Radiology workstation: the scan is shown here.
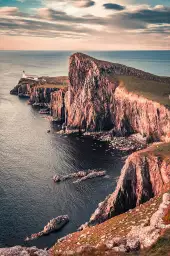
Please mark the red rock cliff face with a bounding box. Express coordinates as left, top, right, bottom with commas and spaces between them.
67, 53, 118, 131
89, 146, 170, 225
67, 53, 170, 140
29, 86, 52, 104
113, 86, 170, 141
51, 88, 68, 122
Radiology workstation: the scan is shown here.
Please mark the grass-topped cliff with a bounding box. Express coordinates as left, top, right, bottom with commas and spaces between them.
117, 75, 170, 108
10, 76, 68, 95
67, 53, 170, 141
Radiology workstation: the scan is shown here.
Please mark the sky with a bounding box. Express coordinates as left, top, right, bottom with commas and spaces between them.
0, 0, 170, 50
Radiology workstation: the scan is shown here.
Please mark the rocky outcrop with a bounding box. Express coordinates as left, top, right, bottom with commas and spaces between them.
53, 170, 106, 183
10, 76, 69, 109
66, 53, 170, 141
89, 145, 170, 225
0, 246, 48, 256
25, 215, 69, 241
10, 78, 37, 95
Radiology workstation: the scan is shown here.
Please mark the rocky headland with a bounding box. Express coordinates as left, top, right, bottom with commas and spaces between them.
8, 53, 170, 255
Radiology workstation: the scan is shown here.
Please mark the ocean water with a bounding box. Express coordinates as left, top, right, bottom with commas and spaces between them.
0, 50, 170, 250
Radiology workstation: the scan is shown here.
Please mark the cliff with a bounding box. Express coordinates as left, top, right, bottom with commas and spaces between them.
29, 76, 68, 106
10, 78, 37, 95
66, 53, 170, 140
51, 141, 170, 255
89, 143, 170, 225
10, 76, 68, 95
52, 191, 170, 255
51, 87, 68, 122
10, 76, 69, 116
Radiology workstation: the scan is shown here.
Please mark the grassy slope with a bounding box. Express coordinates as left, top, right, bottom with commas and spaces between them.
52, 189, 170, 256
52, 194, 162, 255
116, 75, 170, 107
34, 76, 69, 89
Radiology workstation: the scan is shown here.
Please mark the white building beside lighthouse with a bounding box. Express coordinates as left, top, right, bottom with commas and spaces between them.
22, 71, 39, 81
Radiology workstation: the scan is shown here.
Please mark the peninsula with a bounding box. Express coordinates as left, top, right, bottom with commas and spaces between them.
6, 53, 170, 256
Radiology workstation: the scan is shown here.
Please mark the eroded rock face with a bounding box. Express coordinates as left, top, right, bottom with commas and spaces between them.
10, 76, 69, 109
67, 53, 170, 140
29, 87, 53, 105
113, 86, 170, 140
51, 88, 68, 122
67, 53, 119, 131
89, 148, 170, 225
10, 78, 38, 95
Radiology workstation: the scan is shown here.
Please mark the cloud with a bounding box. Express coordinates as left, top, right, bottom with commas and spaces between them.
103, 3, 125, 11
0, 3, 170, 50
0, 7, 19, 16
124, 6, 170, 24
37, 8, 104, 25
44, 0, 95, 8
74, 0, 95, 8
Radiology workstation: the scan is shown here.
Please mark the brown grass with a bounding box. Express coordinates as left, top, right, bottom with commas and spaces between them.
117, 75, 170, 107
52, 195, 162, 255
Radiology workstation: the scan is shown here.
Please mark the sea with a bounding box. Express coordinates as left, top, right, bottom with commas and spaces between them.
0, 50, 170, 249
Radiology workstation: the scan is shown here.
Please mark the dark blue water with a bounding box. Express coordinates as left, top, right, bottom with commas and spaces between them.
0, 51, 170, 249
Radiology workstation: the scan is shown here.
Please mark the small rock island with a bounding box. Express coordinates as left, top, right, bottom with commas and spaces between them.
25, 215, 69, 241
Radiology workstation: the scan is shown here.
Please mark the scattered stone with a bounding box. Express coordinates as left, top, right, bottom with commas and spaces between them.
113, 244, 127, 253
78, 222, 88, 231
0, 246, 48, 256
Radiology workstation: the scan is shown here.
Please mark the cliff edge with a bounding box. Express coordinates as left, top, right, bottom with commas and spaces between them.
66, 53, 170, 141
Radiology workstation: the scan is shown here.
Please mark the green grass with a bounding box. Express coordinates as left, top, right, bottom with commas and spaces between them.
116, 76, 170, 107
